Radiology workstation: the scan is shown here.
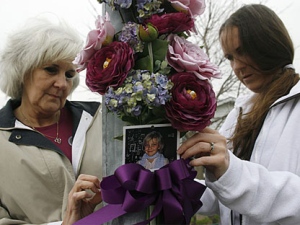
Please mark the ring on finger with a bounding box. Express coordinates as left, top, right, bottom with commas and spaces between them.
210, 142, 215, 152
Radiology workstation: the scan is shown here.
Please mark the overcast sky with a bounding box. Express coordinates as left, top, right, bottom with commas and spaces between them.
0, 0, 299, 107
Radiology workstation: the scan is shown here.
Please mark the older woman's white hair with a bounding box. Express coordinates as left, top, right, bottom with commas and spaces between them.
0, 16, 83, 99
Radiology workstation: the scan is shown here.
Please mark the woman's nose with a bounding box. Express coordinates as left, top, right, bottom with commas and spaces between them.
231, 58, 246, 71
54, 73, 68, 89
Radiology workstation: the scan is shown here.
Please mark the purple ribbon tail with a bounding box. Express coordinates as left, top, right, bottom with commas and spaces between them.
74, 204, 127, 225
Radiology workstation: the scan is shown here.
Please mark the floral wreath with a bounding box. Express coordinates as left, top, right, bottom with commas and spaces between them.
74, 0, 221, 132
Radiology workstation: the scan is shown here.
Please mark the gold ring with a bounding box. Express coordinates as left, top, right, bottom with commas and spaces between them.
210, 142, 215, 152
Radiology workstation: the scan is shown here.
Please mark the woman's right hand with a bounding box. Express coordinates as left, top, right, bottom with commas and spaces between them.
62, 174, 102, 225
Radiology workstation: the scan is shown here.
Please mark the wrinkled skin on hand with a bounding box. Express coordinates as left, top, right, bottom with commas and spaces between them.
62, 174, 102, 225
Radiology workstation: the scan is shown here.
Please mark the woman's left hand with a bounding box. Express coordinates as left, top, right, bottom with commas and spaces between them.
62, 174, 102, 225
177, 127, 229, 180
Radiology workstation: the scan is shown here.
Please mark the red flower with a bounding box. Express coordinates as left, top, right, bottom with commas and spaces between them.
145, 12, 194, 34
86, 41, 134, 95
165, 72, 217, 131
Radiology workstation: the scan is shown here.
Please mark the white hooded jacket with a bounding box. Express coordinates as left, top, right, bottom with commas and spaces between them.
199, 81, 300, 225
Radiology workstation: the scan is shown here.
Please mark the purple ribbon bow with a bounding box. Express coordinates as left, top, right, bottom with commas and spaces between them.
74, 159, 206, 225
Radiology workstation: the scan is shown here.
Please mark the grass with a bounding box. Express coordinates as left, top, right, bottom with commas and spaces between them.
190, 214, 220, 225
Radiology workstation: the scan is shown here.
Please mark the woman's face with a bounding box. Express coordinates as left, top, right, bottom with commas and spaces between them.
144, 138, 160, 157
22, 61, 76, 115
220, 26, 274, 93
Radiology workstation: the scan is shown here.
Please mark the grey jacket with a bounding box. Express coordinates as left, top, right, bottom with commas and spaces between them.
0, 99, 102, 225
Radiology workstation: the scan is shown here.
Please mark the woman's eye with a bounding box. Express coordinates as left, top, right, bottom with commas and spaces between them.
225, 55, 233, 61
44, 66, 58, 74
236, 47, 244, 56
44, 66, 75, 79
65, 72, 75, 79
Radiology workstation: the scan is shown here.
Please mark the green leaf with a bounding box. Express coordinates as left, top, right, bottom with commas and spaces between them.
152, 39, 169, 62
134, 55, 152, 71
134, 39, 169, 73
114, 135, 124, 141
119, 114, 140, 125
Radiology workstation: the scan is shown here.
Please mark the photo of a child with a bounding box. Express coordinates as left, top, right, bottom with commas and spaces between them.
136, 131, 169, 170
123, 124, 179, 171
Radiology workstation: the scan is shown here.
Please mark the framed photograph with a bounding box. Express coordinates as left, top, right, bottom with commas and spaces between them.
123, 124, 180, 171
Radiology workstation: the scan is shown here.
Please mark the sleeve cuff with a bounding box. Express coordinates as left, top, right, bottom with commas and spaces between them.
47, 221, 63, 225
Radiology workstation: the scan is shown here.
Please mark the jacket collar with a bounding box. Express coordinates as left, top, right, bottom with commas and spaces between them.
0, 99, 21, 128
0, 99, 100, 154
0, 99, 100, 129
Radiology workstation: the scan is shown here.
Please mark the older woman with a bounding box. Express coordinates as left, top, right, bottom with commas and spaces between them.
0, 17, 102, 225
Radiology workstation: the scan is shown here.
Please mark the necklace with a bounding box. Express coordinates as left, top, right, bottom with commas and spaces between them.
20, 109, 62, 144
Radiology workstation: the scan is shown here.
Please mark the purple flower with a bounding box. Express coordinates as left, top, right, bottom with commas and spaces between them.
115, 0, 132, 8
118, 22, 144, 52
136, 0, 164, 20
165, 72, 217, 131
104, 70, 173, 119
99, 0, 132, 9
145, 12, 194, 34
86, 41, 134, 95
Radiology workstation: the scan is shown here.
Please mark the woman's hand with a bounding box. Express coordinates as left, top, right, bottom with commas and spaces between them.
177, 127, 229, 180
62, 174, 102, 225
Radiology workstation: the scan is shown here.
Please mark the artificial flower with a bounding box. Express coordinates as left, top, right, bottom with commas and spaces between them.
138, 23, 159, 42
168, 0, 206, 17
136, 0, 164, 20
73, 13, 115, 72
118, 22, 144, 53
86, 41, 134, 94
97, 0, 132, 9
167, 34, 222, 80
165, 72, 217, 131
145, 12, 194, 34
80, 0, 220, 132
104, 69, 173, 124
115, 0, 132, 8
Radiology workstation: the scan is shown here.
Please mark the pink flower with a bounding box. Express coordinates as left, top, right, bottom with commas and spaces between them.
168, 0, 206, 17
86, 41, 134, 95
73, 13, 115, 72
165, 72, 217, 131
167, 34, 221, 80
145, 12, 194, 34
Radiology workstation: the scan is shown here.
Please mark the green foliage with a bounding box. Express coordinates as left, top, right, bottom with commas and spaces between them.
134, 39, 169, 73
190, 214, 220, 225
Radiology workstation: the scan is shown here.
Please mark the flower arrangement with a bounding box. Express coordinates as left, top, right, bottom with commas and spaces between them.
74, 0, 221, 132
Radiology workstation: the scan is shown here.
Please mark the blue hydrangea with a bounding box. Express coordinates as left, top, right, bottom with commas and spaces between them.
115, 0, 132, 8
118, 22, 144, 53
104, 69, 173, 117
97, 0, 132, 9
136, 0, 164, 21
